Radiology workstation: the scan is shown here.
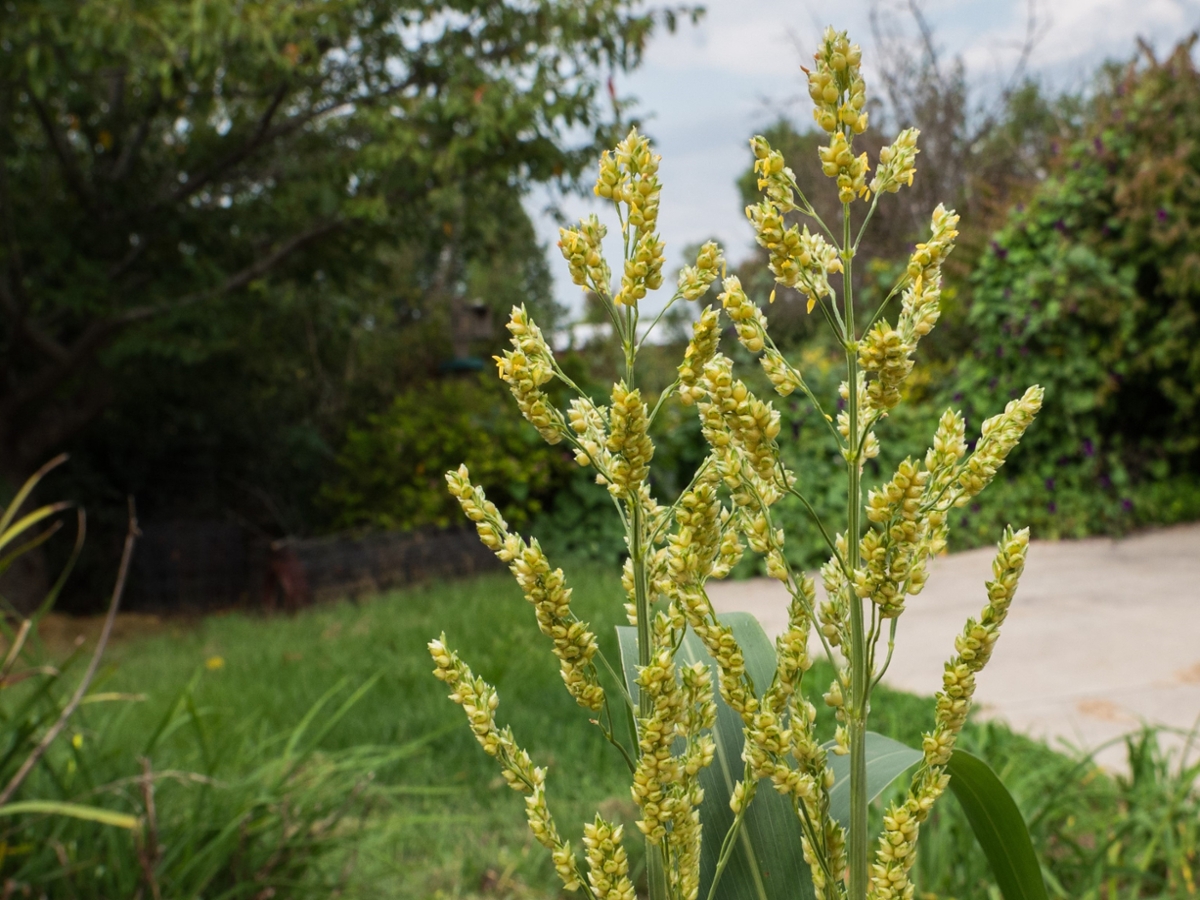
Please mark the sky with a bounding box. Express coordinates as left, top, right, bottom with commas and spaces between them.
527, 0, 1200, 319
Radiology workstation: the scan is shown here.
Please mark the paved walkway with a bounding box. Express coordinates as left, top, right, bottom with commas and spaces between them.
707, 523, 1200, 770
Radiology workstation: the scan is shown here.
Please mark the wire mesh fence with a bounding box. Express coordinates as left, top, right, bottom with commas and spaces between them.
124, 520, 499, 612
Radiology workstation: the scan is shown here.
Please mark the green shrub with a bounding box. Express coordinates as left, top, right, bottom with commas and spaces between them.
320, 373, 574, 533
949, 39, 1200, 535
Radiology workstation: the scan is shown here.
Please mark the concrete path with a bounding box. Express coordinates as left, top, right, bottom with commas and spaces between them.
707, 523, 1200, 770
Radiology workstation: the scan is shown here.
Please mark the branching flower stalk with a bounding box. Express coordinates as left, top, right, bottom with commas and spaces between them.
430, 26, 1042, 900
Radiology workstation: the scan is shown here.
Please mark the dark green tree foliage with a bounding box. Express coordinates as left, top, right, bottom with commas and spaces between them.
951, 37, 1200, 535
0, 0, 674, 544
0, 0, 661, 453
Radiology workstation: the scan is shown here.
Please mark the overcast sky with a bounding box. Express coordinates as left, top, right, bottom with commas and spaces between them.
528, 0, 1199, 318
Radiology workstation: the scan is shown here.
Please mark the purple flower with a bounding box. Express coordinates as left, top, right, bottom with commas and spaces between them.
1121, 498, 1133, 512
1082, 438, 1094, 457
1045, 477, 1056, 491
1157, 208, 1169, 223
1094, 137, 1105, 154
1098, 473, 1112, 489
1048, 501, 1057, 513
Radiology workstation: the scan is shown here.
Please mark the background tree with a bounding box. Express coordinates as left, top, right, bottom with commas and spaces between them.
0, 0, 697, 604
0, 0, 687, 478
949, 36, 1200, 539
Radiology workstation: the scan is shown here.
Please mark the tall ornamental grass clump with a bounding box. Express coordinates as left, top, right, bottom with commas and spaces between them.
430, 27, 1046, 900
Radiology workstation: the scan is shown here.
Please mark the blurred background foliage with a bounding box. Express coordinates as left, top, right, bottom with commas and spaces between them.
0, 0, 1197, 589
0, 0, 689, 604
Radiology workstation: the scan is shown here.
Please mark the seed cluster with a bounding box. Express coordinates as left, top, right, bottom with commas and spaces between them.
677, 240, 724, 301
677, 307, 722, 406
809, 27, 870, 202
607, 382, 655, 496
558, 214, 610, 293
870, 128, 920, 195
428, 640, 585, 892
446, 466, 604, 712
698, 355, 782, 482
746, 193, 842, 313
583, 817, 637, 900
868, 529, 1030, 900
495, 306, 565, 445
858, 205, 960, 413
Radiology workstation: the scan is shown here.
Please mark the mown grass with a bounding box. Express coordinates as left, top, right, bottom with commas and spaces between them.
11, 569, 1199, 899
31, 568, 640, 897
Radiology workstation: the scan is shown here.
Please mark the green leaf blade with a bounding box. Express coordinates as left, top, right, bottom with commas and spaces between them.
946, 748, 1050, 900
0, 800, 139, 829
825, 732, 923, 829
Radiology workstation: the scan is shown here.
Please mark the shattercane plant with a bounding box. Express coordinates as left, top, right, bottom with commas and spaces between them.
430, 27, 1049, 900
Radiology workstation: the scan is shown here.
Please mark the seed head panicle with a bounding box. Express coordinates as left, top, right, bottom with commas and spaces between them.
428, 639, 586, 892
855, 458, 931, 618
583, 816, 637, 900
595, 128, 666, 308
678, 240, 725, 301
699, 355, 782, 483
870, 128, 920, 195
837, 375, 880, 462
617, 230, 666, 306
859, 206, 960, 414
496, 306, 566, 445
953, 386, 1044, 504
869, 527, 1030, 900
719, 276, 769, 354
746, 190, 842, 312
751, 134, 801, 210
558, 214, 610, 294
678, 307, 722, 406
606, 382, 654, 495
809, 27, 868, 135
445, 466, 604, 711
809, 27, 870, 202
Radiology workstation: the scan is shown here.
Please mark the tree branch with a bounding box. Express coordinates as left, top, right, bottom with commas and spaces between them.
27, 92, 94, 213
0, 282, 70, 364
159, 81, 292, 207
1, 220, 338, 423
119, 219, 340, 324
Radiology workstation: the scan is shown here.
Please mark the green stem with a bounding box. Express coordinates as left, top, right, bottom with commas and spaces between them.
625, 312, 671, 897
843, 198, 870, 900
648, 378, 679, 427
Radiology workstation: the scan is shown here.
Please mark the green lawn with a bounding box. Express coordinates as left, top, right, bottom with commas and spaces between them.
90, 568, 641, 897
9, 569, 1197, 899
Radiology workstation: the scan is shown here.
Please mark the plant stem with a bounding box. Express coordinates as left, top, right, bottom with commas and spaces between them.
842, 200, 870, 900
622, 294, 671, 900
